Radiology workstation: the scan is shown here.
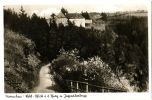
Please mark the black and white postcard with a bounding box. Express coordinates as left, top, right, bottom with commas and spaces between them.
1, 0, 151, 100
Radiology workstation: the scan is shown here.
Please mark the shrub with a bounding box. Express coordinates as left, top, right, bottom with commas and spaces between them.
51, 48, 81, 79
4, 29, 41, 93
51, 49, 131, 92
83, 56, 132, 91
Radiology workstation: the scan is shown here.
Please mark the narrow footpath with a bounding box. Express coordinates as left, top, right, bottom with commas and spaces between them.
32, 63, 62, 93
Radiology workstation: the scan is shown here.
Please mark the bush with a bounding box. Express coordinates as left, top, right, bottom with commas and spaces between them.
82, 56, 133, 91
51, 49, 131, 92
51, 48, 81, 79
4, 29, 41, 93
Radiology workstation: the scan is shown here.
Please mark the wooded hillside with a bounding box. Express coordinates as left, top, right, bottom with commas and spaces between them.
4, 7, 148, 92
4, 28, 41, 93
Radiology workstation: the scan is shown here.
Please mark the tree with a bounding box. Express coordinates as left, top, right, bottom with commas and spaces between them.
82, 11, 90, 19
61, 7, 68, 15
110, 16, 148, 91
101, 13, 107, 21
49, 13, 57, 30
51, 13, 56, 19
28, 13, 49, 59
51, 48, 81, 79
18, 6, 30, 35
4, 9, 20, 32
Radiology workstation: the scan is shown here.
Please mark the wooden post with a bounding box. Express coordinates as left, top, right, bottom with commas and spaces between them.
70, 81, 73, 92
86, 83, 88, 92
76, 81, 79, 92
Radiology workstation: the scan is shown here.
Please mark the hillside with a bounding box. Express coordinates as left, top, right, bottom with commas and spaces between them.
4, 8, 148, 92
4, 29, 41, 93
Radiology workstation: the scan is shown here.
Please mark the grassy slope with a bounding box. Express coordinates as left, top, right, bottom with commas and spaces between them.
4, 28, 41, 93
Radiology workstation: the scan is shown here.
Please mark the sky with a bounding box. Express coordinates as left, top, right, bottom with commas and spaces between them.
3, 0, 148, 18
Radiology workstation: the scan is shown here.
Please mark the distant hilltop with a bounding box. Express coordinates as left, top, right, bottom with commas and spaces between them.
106, 10, 147, 17
46, 8, 147, 31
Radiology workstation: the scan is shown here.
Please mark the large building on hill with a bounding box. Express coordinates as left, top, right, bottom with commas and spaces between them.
46, 12, 106, 31
66, 13, 85, 27
47, 12, 91, 28
55, 12, 86, 27
55, 12, 68, 26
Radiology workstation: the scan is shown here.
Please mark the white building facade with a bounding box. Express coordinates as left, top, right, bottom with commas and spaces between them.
69, 18, 85, 27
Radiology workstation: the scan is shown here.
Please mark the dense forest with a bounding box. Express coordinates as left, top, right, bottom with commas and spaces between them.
4, 7, 148, 92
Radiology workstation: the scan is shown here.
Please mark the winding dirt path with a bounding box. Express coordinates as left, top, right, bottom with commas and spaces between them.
32, 63, 62, 93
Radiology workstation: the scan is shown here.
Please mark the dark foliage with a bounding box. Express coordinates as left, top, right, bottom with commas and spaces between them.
4, 29, 41, 93
82, 11, 90, 19
4, 7, 148, 91
101, 13, 107, 21
106, 16, 148, 91
61, 7, 68, 15
28, 13, 50, 58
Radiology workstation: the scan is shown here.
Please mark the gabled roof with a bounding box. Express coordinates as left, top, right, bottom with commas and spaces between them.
66, 13, 84, 19
56, 12, 66, 18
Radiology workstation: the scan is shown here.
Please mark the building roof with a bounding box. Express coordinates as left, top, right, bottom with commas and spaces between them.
66, 13, 84, 19
56, 12, 66, 18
